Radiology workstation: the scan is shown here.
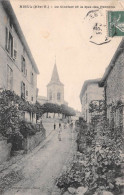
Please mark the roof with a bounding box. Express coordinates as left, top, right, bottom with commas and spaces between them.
47, 63, 64, 86
37, 96, 47, 100
2, 0, 39, 74
80, 78, 101, 102
99, 38, 124, 87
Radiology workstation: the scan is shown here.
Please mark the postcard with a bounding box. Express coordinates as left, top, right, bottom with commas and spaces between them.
0, 0, 124, 195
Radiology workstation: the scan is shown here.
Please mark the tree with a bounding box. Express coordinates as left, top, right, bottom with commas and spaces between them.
36, 102, 76, 118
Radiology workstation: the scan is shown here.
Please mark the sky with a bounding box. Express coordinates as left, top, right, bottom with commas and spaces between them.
10, 0, 123, 111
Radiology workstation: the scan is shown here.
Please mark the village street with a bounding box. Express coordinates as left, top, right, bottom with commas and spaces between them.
1, 121, 76, 195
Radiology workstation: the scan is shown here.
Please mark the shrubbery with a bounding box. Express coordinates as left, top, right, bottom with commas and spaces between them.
36, 102, 76, 118
0, 90, 45, 151
57, 113, 124, 194
19, 120, 38, 138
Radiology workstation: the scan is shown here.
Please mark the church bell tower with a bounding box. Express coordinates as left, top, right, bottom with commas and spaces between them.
47, 61, 64, 105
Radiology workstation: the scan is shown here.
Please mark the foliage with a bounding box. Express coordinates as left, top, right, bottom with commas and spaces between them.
35, 101, 44, 119
36, 102, 76, 117
0, 90, 45, 151
0, 93, 20, 137
61, 104, 76, 117
89, 100, 105, 113
8, 132, 24, 151
0, 90, 37, 113
57, 160, 85, 190
19, 120, 38, 138
57, 105, 124, 194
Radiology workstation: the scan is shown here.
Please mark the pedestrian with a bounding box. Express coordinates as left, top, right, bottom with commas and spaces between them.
58, 129, 61, 141
60, 125, 62, 132
71, 122, 73, 128
54, 123, 56, 130
59, 122, 61, 128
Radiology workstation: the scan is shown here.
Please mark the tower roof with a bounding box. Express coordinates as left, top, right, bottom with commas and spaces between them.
51, 64, 60, 83
47, 62, 64, 86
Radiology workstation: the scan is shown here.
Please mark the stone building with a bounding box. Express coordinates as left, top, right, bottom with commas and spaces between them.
0, 1, 39, 123
47, 63, 65, 105
80, 79, 104, 123
99, 39, 124, 129
37, 96, 48, 105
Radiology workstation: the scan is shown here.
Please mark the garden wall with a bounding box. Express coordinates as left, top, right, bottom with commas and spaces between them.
23, 131, 46, 152
0, 138, 12, 164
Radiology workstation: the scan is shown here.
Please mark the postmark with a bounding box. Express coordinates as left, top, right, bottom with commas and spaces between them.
84, 9, 111, 45
108, 11, 124, 37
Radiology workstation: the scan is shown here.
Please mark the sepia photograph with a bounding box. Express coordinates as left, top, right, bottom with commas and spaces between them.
0, 0, 124, 194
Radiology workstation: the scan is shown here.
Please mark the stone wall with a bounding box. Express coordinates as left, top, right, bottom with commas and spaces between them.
0, 138, 12, 164
106, 51, 124, 105
23, 131, 46, 153
106, 51, 124, 127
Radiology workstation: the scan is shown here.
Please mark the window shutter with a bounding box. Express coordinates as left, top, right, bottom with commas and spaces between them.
13, 38, 17, 60
25, 85, 28, 100
21, 81, 25, 99
31, 72, 33, 84
23, 82, 25, 99
21, 56, 23, 72
5, 27, 9, 51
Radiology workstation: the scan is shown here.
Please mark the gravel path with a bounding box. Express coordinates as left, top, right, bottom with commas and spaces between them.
2, 125, 75, 195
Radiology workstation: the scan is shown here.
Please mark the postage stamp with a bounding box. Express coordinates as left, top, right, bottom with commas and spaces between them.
108, 11, 124, 37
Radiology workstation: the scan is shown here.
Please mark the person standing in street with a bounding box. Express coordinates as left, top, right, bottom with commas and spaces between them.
58, 129, 61, 141
54, 123, 56, 130
59, 122, 61, 128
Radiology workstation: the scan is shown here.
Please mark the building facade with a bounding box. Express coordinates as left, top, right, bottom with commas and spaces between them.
37, 96, 48, 105
0, 1, 39, 123
47, 63, 64, 105
99, 39, 124, 129
80, 79, 104, 123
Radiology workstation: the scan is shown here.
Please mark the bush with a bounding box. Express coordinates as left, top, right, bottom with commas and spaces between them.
8, 132, 24, 151
0, 90, 46, 152
57, 161, 85, 190
19, 120, 38, 138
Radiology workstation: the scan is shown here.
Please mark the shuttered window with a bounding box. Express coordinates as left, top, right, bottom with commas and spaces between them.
21, 81, 25, 99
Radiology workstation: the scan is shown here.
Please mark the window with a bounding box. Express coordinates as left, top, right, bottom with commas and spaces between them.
31, 72, 34, 85
21, 82, 25, 99
31, 96, 33, 101
5, 27, 13, 58
8, 32, 13, 57
57, 92, 61, 101
5, 26, 17, 60
5, 27, 9, 51
13, 39, 17, 60
14, 50, 17, 59
7, 65, 13, 90
21, 56, 26, 75
26, 90, 28, 96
